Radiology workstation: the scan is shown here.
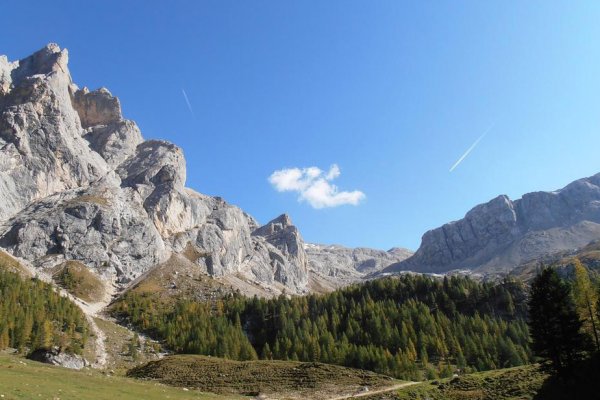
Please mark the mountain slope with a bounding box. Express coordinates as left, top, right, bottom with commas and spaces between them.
0, 44, 406, 299
384, 173, 600, 274
127, 355, 400, 399
0, 45, 303, 295
305, 243, 412, 290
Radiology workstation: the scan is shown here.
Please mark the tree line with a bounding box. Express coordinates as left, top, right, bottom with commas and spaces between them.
0, 267, 89, 354
113, 274, 532, 379
528, 259, 600, 375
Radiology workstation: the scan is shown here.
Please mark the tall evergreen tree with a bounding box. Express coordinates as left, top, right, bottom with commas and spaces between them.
113, 274, 532, 379
528, 267, 585, 374
571, 259, 600, 351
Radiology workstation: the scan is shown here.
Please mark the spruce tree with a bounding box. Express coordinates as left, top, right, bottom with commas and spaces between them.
528, 267, 585, 374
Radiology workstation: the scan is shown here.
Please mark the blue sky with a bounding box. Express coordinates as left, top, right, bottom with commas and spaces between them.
3, 1, 600, 250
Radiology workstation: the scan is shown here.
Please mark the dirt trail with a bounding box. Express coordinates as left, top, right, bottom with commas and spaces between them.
328, 381, 419, 400
71, 286, 114, 368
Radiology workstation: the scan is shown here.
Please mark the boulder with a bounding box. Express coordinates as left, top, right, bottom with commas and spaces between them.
28, 347, 90, 370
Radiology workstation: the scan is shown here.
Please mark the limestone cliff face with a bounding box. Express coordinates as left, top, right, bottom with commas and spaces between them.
252, 214, 309, 290
305, 243, 412, 289
385, 174, 600, 274
0, 44, 310, 292
0, 44, 108, 221
306, 244, 412, 276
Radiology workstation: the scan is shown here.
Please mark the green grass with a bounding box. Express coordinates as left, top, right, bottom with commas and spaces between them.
0, 354, 233, 400
390, 364, 547, 400
128, 354, 399, 399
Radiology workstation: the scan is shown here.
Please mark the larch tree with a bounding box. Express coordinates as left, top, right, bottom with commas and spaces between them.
571, 259, 599, 351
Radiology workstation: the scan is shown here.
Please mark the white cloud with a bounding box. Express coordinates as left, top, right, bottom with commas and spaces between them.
269, 164, 365, 209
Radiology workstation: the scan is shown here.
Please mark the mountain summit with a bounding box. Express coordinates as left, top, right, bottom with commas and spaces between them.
384, 173, 600, 274
0, 44, 409, 295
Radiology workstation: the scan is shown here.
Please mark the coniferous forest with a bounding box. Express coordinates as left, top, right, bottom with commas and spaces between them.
528, 261, 600, 375
0, 268, 89, 354
113, 274, 532, 379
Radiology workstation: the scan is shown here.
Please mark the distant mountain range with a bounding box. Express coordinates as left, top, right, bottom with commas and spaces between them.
383, 173, 600, 275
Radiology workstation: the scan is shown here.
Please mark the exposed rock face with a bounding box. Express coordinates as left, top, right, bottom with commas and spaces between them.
28, 347, 90, 370
305, 244, 412, 288
72, 87, 122, 128
0, 176, 168, 283
385, 173, 600, 274
0, 44, 107, 222
306, 244, 412, 276
252, 214, 309, 289
0, 44, 313, 293
0, 44, 412, 295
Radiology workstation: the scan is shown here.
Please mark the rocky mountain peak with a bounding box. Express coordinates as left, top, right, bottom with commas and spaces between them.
0, 44, 314, 293
252, 214, 308, 288
6, 43, 70, 87
0, 44, 107, 221
0, 44, 410, 296
252, 214, 294, 236
72, 87, 123, 129
384, 173, 600, 274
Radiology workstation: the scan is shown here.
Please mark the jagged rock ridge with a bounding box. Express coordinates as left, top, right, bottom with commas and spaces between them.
305, 243, 412, 287
0, 44, 407, 295
0, 44, 312, 292
384, 173, 600, 274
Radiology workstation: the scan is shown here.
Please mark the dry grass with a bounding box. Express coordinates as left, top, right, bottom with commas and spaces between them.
124, 254, 234, 304
182, 242, 210, 263
53, 260, 106, 303
68, 194, 110, 207
128, 354, 399, 399
93, 318, 163, 374
0, 250, 31, 277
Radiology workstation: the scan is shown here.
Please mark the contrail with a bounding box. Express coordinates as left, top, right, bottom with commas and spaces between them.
449, 123, 494, 172
181, 88, 195, 119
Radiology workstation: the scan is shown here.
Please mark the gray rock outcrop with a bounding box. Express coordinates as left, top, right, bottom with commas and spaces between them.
28, 347, 90, 370
0, 44, 310, 293
0, 44, 412, 295
0, 44, 107, 222
252, 214, 309, 289
306, 244, 412, 276
385, 173, 600, 274
305, 243, 412, 288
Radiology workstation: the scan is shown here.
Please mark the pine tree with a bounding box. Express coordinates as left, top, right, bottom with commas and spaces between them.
528, 267, 585, 374
571, 259, 599, 351
129, 333, 140, 361
262, 342, 273, 360
40, 320, 54, 350
111, 273, 533, 379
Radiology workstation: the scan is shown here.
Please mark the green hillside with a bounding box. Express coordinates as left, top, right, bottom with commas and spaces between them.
390, 364, 546, 400
0, 266, 89, 354
128, 354, 400, 398
112, 274, 532, 380
0, 354, 230, 400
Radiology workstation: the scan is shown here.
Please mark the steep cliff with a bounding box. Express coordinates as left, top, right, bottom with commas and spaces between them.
0, 44, 311, 293
385, 173, 600, 274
